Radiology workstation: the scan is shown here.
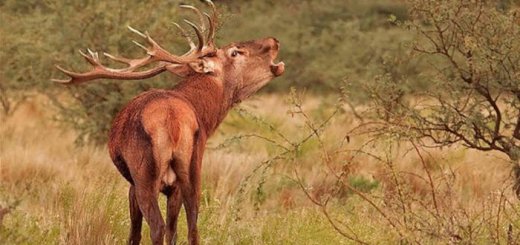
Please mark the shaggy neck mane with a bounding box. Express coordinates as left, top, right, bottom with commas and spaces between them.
172, 74, 235, 136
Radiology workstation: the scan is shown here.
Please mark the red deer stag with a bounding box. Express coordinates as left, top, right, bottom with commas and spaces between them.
52, 1, 284, 244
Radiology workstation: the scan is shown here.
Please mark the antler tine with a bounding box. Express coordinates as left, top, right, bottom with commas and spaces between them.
173, 1, 218, 52
52, 65, 83, 83
129, 26, 199, 64
126, 28, 180, 64
183, 20, 205, 51
78, 49, 101, 66
180, 4, 206, 33
51, 78, 72, 84
52, 64, 100, 84
205, 0, 218, 46
132, 40, 149, 52
205, 0, 217, 19
103, 52, 155, 73
87, 48, 99, 60
128, 26, 153, 53
52, 63, 168, 85
103, 52, 132, 64
204, 13, 215, 47
172, 22, 197, 50
127, 25, 147, 38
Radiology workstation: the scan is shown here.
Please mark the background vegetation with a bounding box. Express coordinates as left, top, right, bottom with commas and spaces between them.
1, 0, 519, 244
1, 0, 420, 143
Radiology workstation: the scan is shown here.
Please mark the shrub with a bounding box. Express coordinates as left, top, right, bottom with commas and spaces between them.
362, 0, 520, 190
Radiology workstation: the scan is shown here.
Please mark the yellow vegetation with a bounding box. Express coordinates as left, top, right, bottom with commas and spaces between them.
1, 95, 518, 244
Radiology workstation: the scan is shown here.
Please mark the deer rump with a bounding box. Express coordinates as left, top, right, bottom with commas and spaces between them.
109, 89, 202, 194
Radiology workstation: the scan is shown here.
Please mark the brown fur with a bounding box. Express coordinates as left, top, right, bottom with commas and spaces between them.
106, 37, 284, 245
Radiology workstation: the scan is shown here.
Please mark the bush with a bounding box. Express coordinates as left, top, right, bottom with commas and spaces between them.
359, 0, 520, 193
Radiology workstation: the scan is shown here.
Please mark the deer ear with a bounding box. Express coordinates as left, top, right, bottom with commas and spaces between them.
165, 59, 215, 77
188, 59, 215, 74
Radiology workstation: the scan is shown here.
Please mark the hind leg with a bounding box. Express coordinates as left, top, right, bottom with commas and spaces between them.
135, 126, 175, 244
128, 185, 143, 245
135, 185, 165, 245
165, 185, 183, 245
176, 135, 205, 245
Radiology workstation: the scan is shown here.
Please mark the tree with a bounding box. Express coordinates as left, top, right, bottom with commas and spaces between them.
363, 0, 520, 192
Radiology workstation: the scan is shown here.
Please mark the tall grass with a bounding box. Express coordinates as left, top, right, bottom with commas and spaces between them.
1, 94, 518, 244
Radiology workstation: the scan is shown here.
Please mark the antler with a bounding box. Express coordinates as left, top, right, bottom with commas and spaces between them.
53, 0, 218, 85
175, 0, 218, 54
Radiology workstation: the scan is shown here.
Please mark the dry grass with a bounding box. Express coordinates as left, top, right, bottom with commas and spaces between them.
1, 94, 519, 244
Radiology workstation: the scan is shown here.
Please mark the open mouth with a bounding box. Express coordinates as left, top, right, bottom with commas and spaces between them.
270, 60, 285, 77
268, 40, 284, 77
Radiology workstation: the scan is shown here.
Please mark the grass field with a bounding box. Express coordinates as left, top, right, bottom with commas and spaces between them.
1, 94, 520, 244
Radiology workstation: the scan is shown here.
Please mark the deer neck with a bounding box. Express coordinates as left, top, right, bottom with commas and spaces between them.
173, 75, 235, 136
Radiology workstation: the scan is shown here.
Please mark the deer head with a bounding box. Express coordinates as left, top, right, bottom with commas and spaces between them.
53, 0, 285, 102
204, 38, 285, 102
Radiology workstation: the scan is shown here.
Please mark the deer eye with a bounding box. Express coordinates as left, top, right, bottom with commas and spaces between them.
231, 50, 239, 57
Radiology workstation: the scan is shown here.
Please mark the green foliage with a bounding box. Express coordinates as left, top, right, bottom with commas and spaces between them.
1, 0, 415, 143
1, 0, 185, 142
348, 176, 379, 194
220, 0, 413, 93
